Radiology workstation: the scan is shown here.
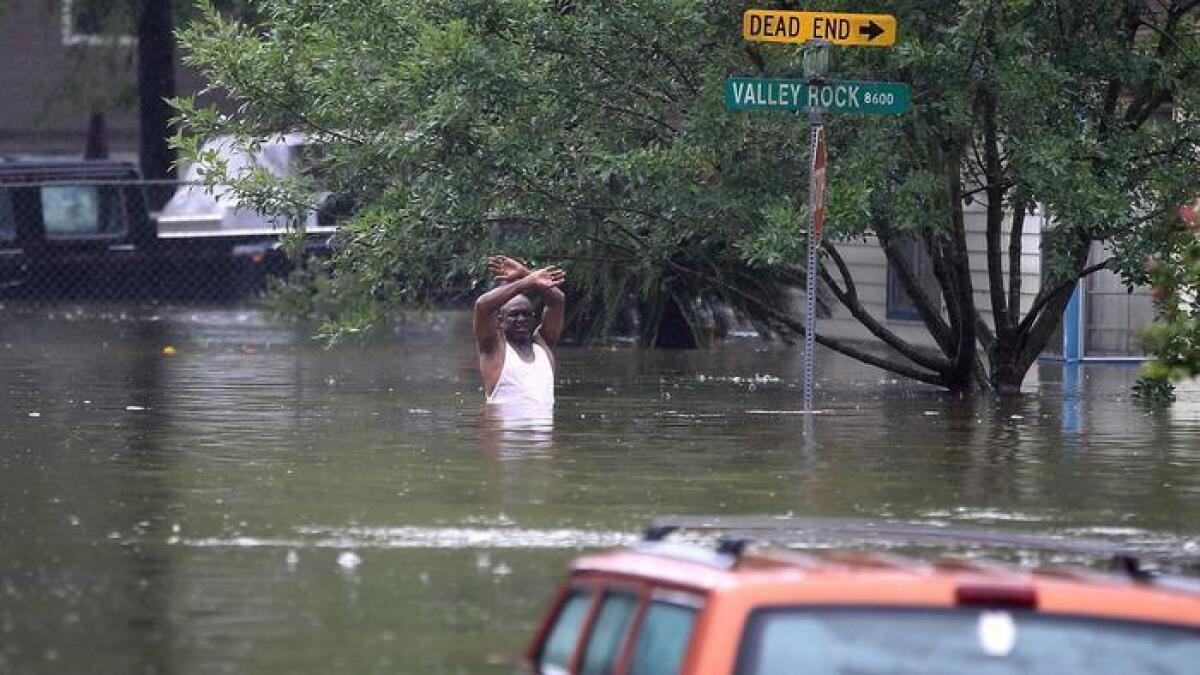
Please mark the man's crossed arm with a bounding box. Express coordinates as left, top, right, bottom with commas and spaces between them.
473, 256, 566, 355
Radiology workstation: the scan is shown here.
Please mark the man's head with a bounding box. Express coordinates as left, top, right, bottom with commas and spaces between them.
498, 295, 538, 345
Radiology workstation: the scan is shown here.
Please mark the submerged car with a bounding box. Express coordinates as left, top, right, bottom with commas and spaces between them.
525, 517, 1200, 674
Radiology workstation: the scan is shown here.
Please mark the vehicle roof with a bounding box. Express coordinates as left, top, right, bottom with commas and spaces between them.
571, 544, 1200, 628
0, 158, 142, 182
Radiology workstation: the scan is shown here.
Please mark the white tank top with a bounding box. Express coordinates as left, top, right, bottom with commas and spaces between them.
487, 342, 555, 405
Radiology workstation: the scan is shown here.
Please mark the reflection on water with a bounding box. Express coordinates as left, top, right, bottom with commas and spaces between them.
1, 303, 1199, 673
481, 400, 555, 458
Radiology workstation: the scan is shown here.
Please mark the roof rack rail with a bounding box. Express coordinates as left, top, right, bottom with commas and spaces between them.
647, 515, 1200, 583
1111, 554, 1153, 581
643, 523, 679, 542
715, 535, 750, 558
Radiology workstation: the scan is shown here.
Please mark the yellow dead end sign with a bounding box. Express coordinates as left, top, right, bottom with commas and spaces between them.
743, 9, 897, 47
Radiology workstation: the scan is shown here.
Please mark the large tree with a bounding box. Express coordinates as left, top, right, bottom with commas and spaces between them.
173, 0, 1200, 392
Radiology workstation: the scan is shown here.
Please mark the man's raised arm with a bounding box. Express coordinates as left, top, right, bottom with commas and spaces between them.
473, 266, 565, 353
536, 284, 565, 347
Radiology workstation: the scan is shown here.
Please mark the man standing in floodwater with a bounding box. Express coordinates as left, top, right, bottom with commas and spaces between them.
474, 256, 566, 406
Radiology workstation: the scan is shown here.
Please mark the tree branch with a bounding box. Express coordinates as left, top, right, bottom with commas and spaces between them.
975, 310, 996, 350
1007, 200, 1028, 328
659, 259, 948, 387
873, 218, 956, 354
823, 242, 858, 300
946, 162, 980, 381
980, 77, 1011, 338
819, 265, 952, 373
1016, 256, 1112, 337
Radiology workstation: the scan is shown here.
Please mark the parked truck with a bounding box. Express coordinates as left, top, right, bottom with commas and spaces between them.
0, 155, 334, 299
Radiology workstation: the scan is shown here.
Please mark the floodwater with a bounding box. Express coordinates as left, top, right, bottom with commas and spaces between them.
1, 304, 1198, 674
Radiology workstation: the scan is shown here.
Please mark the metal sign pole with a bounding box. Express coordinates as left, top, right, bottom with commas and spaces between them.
802, 41, 829, 415
732, 13, 904, 418
803, 115, 822, 414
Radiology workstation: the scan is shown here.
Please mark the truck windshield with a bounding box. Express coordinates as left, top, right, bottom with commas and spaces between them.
736, 607, 1200, 674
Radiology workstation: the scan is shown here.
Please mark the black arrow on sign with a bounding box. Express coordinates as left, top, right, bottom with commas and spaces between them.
858, 20, 885, 41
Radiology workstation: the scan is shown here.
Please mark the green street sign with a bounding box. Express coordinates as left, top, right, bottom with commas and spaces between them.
725, 77, 909, 115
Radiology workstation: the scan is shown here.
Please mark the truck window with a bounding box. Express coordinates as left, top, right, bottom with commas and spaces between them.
539, 589, 594, 675
628, 600, 698, 675
735, 607, 1200, 674
0, 189, 14, 241
40, 185, 125, 238
580, 592, 638, 675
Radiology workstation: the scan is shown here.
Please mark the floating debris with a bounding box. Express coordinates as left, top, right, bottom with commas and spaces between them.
337, 551, 362, 570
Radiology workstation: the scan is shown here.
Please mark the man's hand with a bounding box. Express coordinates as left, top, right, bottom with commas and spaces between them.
487, 256, 529, 282
526, 266, 566, 290
475, 262, 567, 354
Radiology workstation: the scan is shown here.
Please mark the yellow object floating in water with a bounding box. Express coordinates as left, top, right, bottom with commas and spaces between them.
163, 346, 177, 356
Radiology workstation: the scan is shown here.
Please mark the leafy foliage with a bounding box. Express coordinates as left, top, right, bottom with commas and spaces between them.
175, 0, 820, 348
1142, 203, 1200, 384
173, 0, 1200, 390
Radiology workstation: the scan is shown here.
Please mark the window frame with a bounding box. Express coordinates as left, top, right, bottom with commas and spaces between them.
535, 578, 705, 675
579, 589, 642, 675
624, 590, 702, 675
61, 0, 136, 47
38, 183, 129, 241
885, 237, 941, 322
537, 586, 599, 675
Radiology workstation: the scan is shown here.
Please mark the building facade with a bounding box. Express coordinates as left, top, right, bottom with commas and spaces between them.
813, 202, 1155, 361
0, 0, 206, 158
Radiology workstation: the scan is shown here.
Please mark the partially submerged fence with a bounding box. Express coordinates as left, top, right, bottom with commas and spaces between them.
0, 173, 332, 304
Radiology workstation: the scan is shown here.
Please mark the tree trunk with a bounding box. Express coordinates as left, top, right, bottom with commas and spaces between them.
84, 111, 109, 159
649, 295, 699, 349
990, 342, 1024, 395
136, 0, 176, 200
988, 236, 1094, 393
943, 162, 980, 393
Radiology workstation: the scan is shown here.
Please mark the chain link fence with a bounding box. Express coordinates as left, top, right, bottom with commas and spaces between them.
0, 166, 332, 305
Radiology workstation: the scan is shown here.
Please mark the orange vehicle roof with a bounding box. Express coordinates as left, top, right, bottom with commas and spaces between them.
571, 545, 1200, 628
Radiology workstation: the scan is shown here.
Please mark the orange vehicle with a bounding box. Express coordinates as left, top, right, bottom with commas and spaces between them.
524, 517, 1200, 674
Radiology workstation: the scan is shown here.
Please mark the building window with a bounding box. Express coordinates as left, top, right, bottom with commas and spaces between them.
886, 237, 940, 321
61, 0, 136, 47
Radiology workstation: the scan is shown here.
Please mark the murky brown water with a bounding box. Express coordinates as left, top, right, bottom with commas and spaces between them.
1, 304, 1198, 673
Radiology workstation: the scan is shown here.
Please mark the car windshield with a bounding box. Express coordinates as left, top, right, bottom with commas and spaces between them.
736, 607, 1200, 674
